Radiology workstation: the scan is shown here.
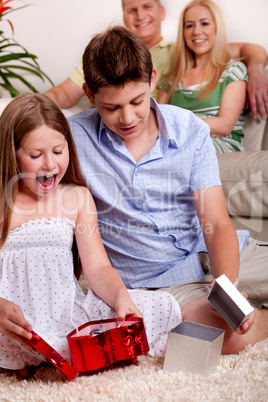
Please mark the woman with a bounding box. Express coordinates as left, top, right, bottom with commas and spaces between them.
158, 0, 247, 153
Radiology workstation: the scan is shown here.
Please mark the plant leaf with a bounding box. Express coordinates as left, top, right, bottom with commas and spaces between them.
0, 6, 53, 97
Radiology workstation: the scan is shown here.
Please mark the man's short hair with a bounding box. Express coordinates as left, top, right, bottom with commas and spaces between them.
122, 0, 161, 10
82, 26, 153, 94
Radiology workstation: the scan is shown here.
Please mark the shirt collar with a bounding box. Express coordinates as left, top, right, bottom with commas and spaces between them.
98, 97, 179, 150
150, 98, 179, 150
151, 38, 174, 50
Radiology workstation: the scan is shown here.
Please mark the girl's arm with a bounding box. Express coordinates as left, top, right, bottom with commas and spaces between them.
0, 298, 33, 347
203, 80, 246, 137
74, 187, 142, 324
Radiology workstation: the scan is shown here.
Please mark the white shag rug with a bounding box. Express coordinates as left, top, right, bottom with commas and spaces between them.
0, 338, 267, 402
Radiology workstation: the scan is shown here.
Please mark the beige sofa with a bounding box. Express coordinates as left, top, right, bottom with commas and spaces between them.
218, 114, 268, 241
0, 95, 267, 241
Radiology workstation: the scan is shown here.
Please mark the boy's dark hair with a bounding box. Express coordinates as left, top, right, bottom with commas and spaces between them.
82, 26, 153, 94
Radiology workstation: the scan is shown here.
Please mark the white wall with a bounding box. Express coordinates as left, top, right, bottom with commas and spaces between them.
5, 0, 268, 92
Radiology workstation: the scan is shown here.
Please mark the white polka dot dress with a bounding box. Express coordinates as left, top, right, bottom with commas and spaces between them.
0, 218, 181, 370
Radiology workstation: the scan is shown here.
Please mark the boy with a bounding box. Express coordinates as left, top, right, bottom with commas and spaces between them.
68, 26, 268, 354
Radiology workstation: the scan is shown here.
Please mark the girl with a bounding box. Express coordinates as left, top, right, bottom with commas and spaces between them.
0, 94, 181, 378
158, 0, 247, 154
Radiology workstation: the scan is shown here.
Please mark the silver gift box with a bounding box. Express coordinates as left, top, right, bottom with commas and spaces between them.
163, 321, 224, 377
207, 274, 254, 331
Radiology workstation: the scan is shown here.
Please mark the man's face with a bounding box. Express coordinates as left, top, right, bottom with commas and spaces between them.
83, 71, 157, 144
123, 0, 165, 48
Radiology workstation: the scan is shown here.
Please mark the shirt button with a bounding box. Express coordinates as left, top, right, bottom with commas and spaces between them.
138, 199, 143, 204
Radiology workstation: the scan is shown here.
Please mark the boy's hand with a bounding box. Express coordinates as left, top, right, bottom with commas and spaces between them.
237, 310, 255, 335
237, 291, 255, 335
209, 280, 255, 335
0, 298, 33, 349
209, 279, 216, 289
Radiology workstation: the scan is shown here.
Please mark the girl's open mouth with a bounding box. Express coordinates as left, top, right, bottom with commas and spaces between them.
37, 174, 57, 190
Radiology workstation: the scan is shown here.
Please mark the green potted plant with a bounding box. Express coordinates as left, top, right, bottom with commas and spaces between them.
0, 0, 53, 97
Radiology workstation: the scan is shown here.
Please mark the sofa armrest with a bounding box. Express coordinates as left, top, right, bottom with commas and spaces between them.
0, 98, 12, 115
243, 112, 267, 151
261, 119, 268, 150
218, 151, 268, 218
62, 95, 92, 117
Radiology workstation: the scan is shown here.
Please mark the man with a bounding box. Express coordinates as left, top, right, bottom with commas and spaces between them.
68, 26, 268, 355
45, 0, 268, 119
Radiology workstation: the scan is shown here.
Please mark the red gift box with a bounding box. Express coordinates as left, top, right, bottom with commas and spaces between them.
29, 331, 79, 381
28, 317, 149, 380
67, 317, 149, 372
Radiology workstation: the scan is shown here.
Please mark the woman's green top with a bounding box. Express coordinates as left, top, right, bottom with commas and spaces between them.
163, 61, 247, 153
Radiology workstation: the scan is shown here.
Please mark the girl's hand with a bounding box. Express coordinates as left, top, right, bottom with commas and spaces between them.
0, 298, 33, 349
115, 292, 143, 327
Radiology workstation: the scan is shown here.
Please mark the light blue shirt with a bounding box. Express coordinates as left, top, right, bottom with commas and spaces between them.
68, 98, 249, 288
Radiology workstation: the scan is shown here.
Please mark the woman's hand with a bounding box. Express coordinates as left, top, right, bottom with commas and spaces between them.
0, 298, 33, 349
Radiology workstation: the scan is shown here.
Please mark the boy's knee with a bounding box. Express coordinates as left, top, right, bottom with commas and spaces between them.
181, 295, 247, 354
221, 333, 246, 355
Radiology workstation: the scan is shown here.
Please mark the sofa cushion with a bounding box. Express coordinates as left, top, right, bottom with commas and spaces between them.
218, 151, 268, 218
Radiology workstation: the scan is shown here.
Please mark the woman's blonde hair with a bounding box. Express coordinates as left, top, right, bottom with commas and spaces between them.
162, 0, 232, 101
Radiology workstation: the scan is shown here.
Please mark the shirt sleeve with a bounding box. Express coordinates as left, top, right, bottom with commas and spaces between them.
223, 61, 248, 85
69, 59, 84, 88
190, 123, 222, 192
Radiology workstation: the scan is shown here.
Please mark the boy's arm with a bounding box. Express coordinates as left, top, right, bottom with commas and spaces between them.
228, 42, 268, 119
192, 185, 240, 282
193, 185, 255, 334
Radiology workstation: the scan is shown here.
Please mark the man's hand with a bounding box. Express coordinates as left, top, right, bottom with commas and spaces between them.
246, 68, 268, 119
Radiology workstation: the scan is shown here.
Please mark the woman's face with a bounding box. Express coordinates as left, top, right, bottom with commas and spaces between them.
183, 5, 216, 57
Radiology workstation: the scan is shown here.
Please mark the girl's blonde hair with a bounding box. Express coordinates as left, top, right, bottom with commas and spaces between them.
0, 94, 87, 276
162, 0, 232, 101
